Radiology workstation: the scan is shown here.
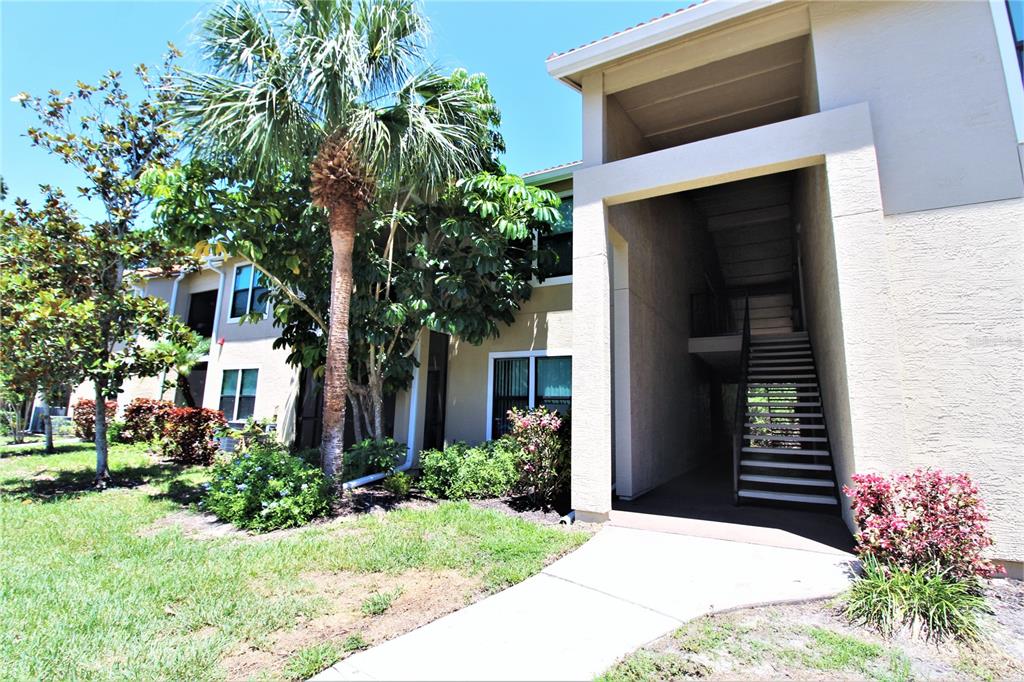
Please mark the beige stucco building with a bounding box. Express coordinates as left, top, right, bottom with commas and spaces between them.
82, 1, 1024, 574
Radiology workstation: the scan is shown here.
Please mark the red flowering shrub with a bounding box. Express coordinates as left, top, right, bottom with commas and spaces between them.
160, 407, 227, 465
71, 398, 117, 441
507, 407, 570, 507
122, 398, 174, 443
844, 469, 1003, 580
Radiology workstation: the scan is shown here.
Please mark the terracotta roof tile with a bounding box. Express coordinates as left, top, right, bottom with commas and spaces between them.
546, 1, 707, 61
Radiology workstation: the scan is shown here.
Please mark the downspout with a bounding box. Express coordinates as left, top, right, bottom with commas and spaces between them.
205, 256, 227, 350
341, 336, 422, 490
158, 270, 187, 400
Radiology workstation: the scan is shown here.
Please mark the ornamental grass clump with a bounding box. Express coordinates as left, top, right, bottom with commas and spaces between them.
842, 469, 1002, 641
202, 444, 331, 532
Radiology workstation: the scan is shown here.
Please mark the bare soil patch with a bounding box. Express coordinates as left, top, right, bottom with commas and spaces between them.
221, 568, 483, 679
603, 579, 1024, 681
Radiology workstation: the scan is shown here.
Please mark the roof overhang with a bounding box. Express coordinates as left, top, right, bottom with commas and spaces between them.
545, 0, 787, 88
522, 161, 582, 186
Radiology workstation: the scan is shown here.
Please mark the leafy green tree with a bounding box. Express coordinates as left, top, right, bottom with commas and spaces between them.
150, 162, 562, 445
11, 52, 198, 481
175, 0, 496, 479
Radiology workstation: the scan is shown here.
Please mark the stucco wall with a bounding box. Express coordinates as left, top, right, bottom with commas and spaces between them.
443, 284, 572, 444
796, 164, 856, 529
875, 198, 1024, 562
609, 194, 717, 498
809, 0, 1024, 214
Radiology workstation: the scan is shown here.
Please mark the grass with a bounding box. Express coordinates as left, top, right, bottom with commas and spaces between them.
360, 588, 403, 616
601, 612, 917, 682
282, 642, 344, 680
0, 442, 587, 680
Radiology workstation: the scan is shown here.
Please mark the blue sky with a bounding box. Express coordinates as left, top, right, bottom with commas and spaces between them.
1, 0, 678, 218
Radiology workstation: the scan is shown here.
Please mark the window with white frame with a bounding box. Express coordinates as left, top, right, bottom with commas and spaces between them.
229, 263, 269, 319
220, 368, 258, 421
537, 197, 573, 281
489, 353, 571, 437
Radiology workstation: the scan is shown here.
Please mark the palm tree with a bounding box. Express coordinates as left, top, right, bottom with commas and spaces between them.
175, 0, 493, 479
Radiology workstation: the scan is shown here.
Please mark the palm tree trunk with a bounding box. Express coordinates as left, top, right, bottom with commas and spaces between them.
320, 202, 358, 481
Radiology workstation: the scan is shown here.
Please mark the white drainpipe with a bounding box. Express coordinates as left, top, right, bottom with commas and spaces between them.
205, 256, 227, 349
341, 337, 422, 490
158, 270, 188, 399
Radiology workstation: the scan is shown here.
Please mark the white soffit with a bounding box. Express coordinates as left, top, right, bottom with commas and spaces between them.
545, 0, 788, 87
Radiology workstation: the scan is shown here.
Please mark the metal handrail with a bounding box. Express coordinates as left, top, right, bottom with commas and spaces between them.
732, 297, 751, 504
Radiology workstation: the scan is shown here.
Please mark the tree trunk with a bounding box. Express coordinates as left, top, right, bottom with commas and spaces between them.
370, 371, 385, 444
44, 413, 54, 453
348, 393, 365, 444
320, 202, 358, 481
94, 382, 110, 486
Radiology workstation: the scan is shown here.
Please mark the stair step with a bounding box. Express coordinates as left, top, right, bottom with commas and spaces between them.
738, 489, 837, 505
740, 474, 835, 487
747, 374, 818, 380
745, 422, 826, 429
742, 447, 831, 456
747, 411, 823, 418
750, 349, 812, 357
745, 434, 828, 443
749, 358, 815, 366
747, 400, 821, 407
748, 343, 809, 350
741, 459, 832, 471
748, 391, 820, 398
745, 378, 815, 385
751, 332, 808, 341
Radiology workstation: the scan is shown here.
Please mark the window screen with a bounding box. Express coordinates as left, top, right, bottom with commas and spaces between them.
491, 357, 529, 436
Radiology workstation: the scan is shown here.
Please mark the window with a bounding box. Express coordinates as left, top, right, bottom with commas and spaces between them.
220, 368, 258, 421
229, 264, 269, 319
489, 353, 571, 437
1010, 1, 1024, 78
538, 197, 572, 280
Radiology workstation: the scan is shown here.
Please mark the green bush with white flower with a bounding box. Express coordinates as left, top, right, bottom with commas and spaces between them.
201, 444, 331, 532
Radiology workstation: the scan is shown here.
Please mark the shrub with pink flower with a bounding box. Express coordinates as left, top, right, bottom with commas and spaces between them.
843, 469, 1003, 580
507, 407, 570, 508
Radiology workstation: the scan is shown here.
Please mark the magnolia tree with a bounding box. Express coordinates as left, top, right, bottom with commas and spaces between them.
10, 50, 198, 481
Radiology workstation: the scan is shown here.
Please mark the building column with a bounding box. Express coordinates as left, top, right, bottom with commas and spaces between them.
571, 182, 614, 522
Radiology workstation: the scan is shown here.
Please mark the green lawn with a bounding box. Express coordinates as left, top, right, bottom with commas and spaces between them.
0, 442, 587, 680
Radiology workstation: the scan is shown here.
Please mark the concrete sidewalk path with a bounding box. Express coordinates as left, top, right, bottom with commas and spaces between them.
312, 526, 854, 681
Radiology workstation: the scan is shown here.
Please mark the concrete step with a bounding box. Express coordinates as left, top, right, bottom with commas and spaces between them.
738, 489, 838, 505
748, 382, 818, 388
740, 459, 832, 471
740, 474, 835, 487
742, 446, 831, 456
747, 374, 818, 380
745, 422, 826, 430
747, 400, 822, 407
746, 411, 824, 418
745, 434, 828, 443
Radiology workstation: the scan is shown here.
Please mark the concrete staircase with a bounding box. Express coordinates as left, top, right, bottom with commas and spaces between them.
737, 331, 840, 509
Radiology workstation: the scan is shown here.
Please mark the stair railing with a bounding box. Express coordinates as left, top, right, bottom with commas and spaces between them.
733, 297, 751, 504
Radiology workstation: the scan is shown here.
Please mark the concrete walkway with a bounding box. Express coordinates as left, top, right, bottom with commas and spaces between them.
312, 526, 854, 681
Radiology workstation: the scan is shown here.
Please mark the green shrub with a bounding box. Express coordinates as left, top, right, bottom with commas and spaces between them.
382, 470, 413, 498
201, 444, 331, 532
419, 438, 520, 500
106, 419, 128, 444
343, 438, 405, 480
843, 556, 989, 641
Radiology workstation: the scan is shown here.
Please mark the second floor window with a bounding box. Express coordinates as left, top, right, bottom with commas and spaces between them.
230, 264, 269, 319
538, 197, 573, 280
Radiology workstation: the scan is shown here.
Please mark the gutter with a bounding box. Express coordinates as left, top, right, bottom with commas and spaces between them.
205, 256, 227, 351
